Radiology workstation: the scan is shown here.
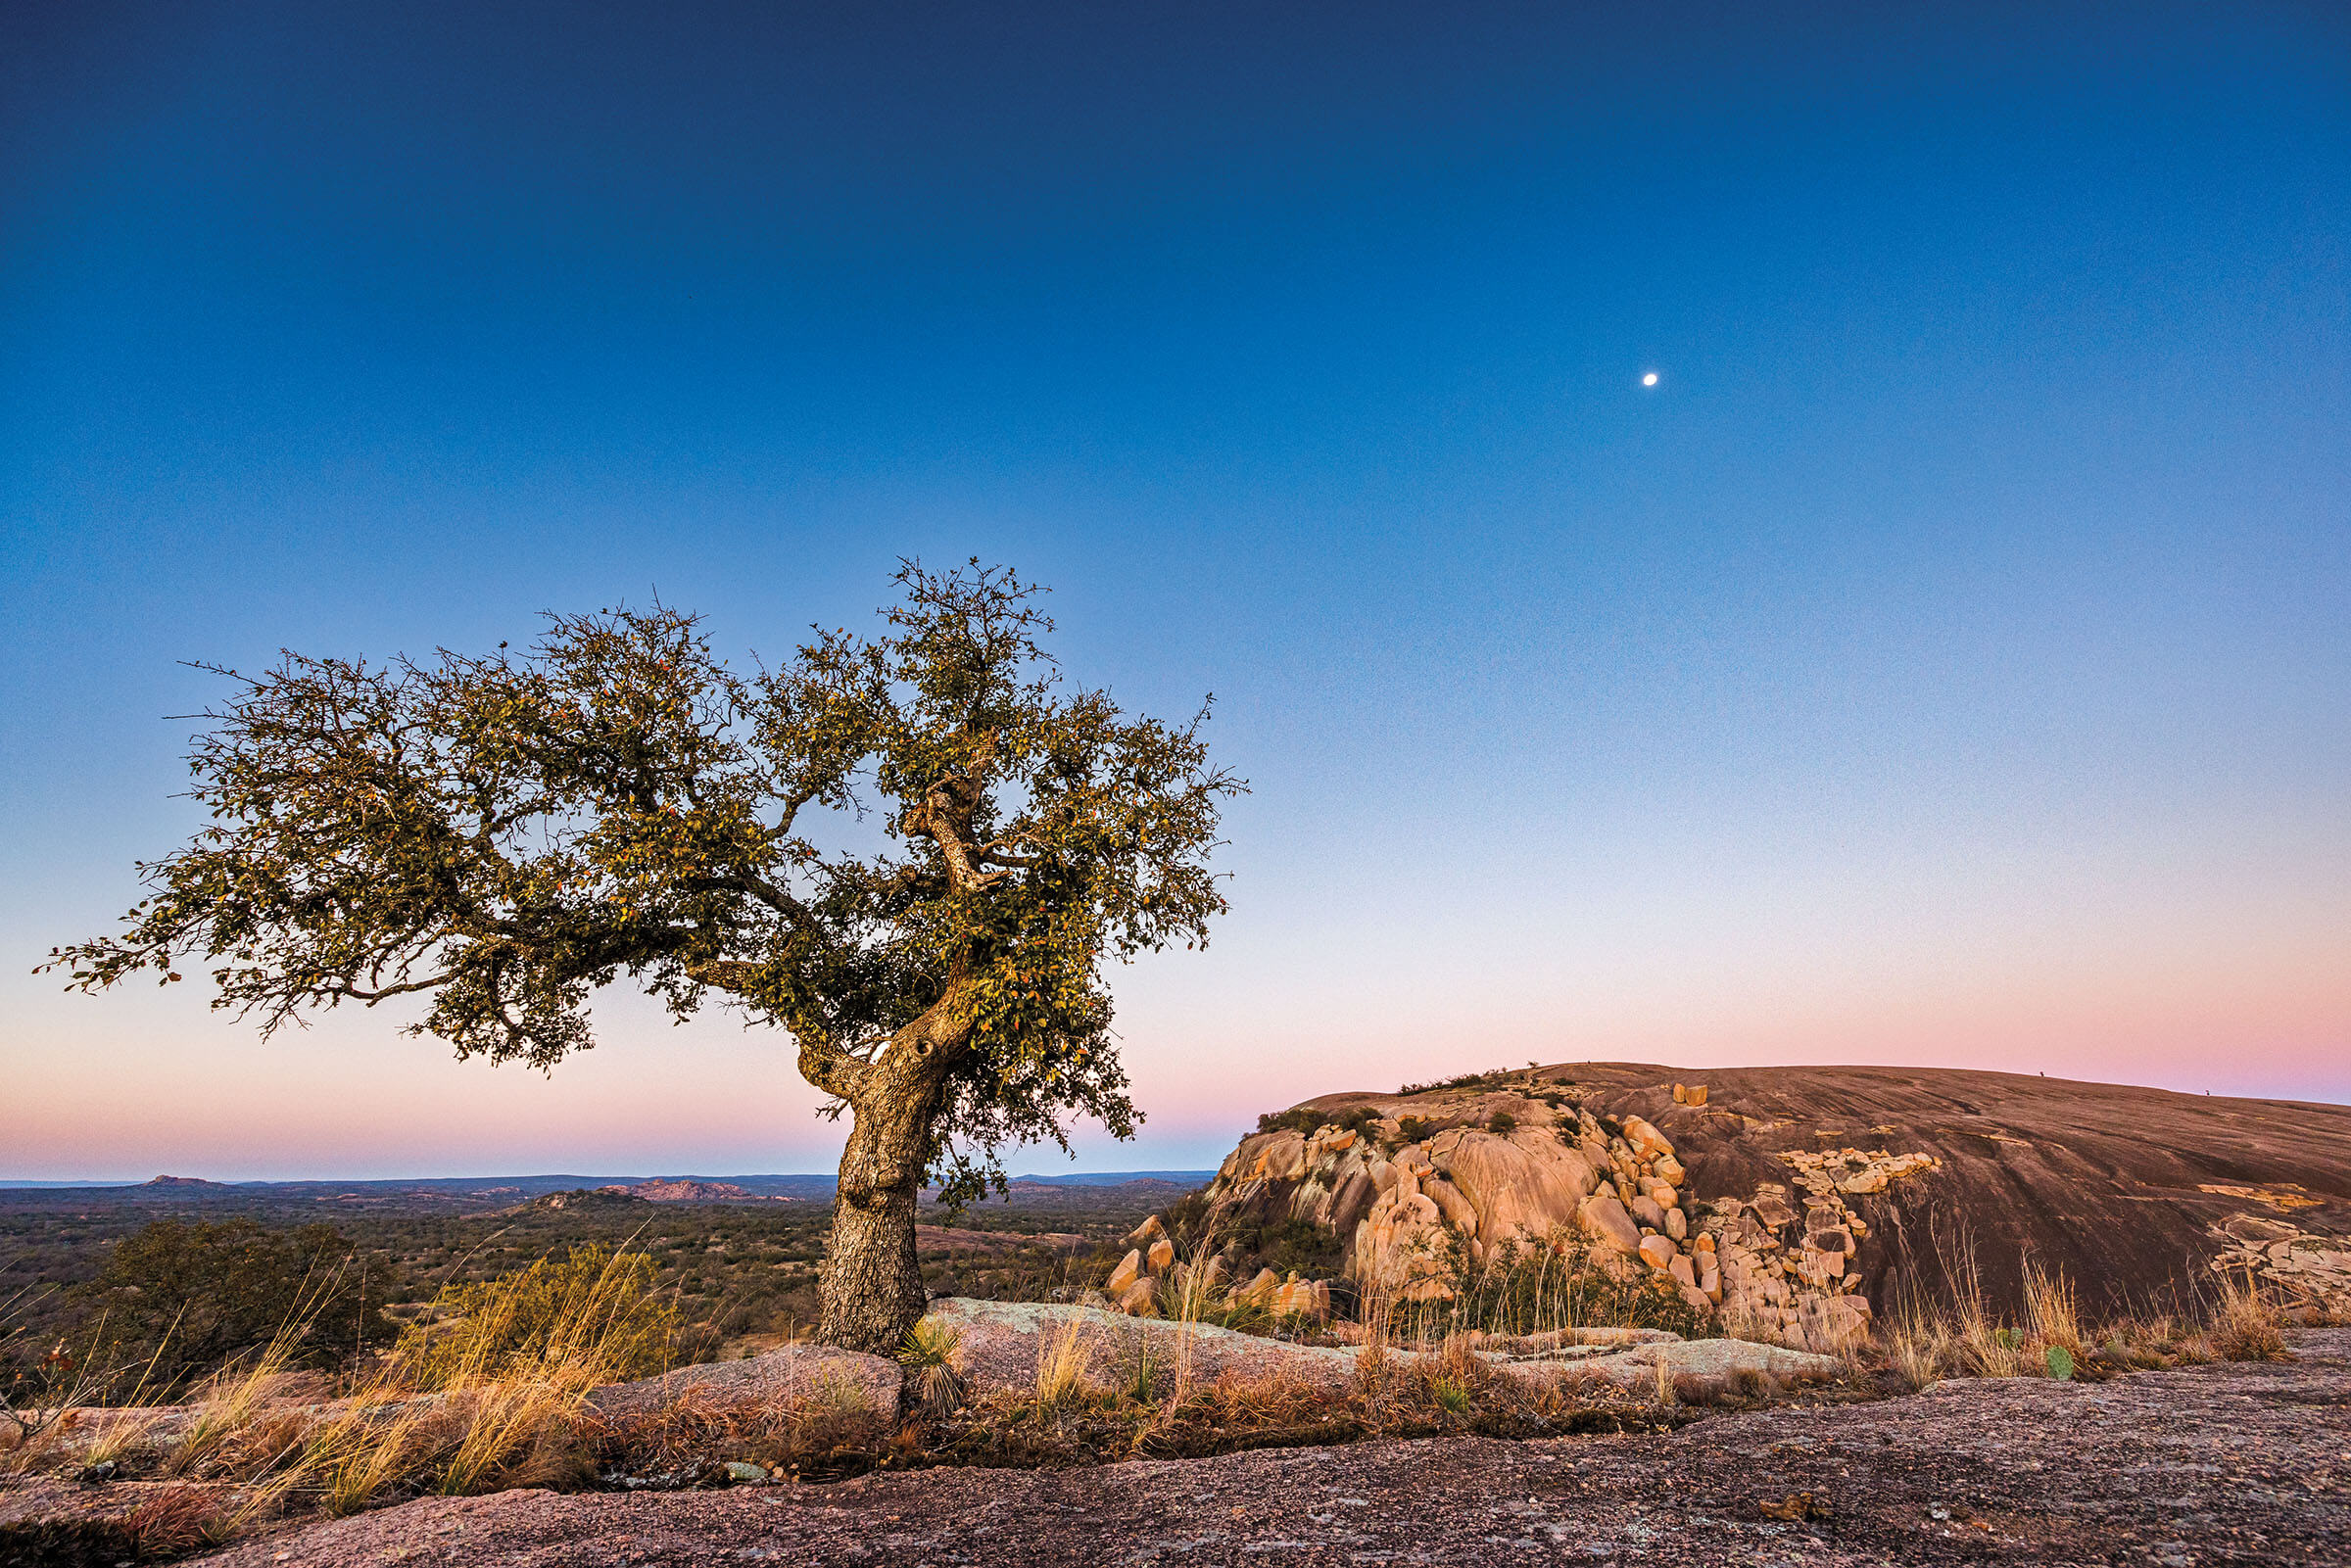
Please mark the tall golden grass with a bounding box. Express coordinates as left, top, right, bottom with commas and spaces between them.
1032, 1317, 1098, 1415
1880, 1245, 2301, 1390
2208, 1270, 2290, 1362
298, 1243, 670, 1509
1376, 1229, 1707, 1349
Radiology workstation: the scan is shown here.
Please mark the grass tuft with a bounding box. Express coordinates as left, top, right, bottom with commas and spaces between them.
2208, 1272, 2288, 1363
1032, 1317, 1098, 1416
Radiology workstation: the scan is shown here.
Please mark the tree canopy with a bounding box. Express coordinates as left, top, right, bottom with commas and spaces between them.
51, 561, 1242, 1212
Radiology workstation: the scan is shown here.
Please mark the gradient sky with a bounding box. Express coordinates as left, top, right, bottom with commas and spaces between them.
5, 2, 2347, 1182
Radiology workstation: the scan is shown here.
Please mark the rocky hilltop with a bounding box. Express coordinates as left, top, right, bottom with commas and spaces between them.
598, 1178, 793, 1204
1201, 1063, 2351, 1353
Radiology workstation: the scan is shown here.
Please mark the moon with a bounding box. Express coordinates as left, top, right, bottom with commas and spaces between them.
1642, 371, 1659, 387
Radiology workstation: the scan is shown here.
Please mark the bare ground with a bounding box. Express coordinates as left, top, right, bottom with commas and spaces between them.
156, 1327, 2351, 1567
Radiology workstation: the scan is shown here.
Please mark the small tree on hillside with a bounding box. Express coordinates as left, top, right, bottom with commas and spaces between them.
47, 561, 1241, 1353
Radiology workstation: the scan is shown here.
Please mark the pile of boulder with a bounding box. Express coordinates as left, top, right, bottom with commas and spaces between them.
1095, 1215, 1338, 1321
1197, 1076, 1952, 1354
1213, 1098, 1729, 1313
1699, 1149, 1941, 1354
1099, 1215, 1178, 1313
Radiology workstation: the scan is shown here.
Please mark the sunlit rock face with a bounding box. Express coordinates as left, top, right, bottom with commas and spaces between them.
1202, 1062, 2351, 1353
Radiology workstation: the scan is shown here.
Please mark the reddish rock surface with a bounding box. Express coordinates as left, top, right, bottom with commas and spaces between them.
920, 1298, 1839, 1396
589, 1341, 903, 1417
1543, 1064, 2351, 1316
168, 1328, 2351, 1567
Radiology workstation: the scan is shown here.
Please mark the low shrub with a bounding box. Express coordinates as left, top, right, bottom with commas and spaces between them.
79, 1219, 397, 1389
1397, 1067, 1516, 1096
1255, 1105, 1384, 1140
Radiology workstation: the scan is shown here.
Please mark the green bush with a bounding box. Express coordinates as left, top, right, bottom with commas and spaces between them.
1486, 1111, 1517, 1134
80, 1218, 395, 1385
1215, 1217, 1349, 1283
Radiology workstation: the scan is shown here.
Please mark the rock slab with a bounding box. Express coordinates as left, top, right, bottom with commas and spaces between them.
180, 1328, 2351, 1567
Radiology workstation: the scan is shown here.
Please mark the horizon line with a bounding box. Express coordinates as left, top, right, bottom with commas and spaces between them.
0, 1167, 1223, 1191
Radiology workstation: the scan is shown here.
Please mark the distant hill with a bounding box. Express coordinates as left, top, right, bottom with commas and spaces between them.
597, 1178, 799, 1204
521, 1188, 654, 1212
0, 1179, 144, 1189
0, 1169, 1213, 1203
1010, 1171, 1217, 1187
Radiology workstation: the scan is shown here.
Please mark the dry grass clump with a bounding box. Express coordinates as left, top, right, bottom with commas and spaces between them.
23, 1241, 693, 1538
2207, 1272, 2289, 1363
1414, 1332, 1493, 1421
170, 1342, 310, 1477
1879, 1251, 2302, 1390
2022, 1262, 2084, 1358
1032, 1317, 1100, 1416
1226, 1364, 1331, 1424
125, 1483, 233, 1555
1378, 1232, 1714, 1350
393, 1244, 673, 1392
302, 1246, 668, 1506
586, 1370, 889, 1485
1882, 1310, 1947, 1391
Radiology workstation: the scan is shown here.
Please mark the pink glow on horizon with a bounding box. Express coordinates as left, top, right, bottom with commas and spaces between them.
11, 933, 2342, 1181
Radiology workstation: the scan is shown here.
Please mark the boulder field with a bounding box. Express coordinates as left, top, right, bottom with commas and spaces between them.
1201, 1063, 2351, 1352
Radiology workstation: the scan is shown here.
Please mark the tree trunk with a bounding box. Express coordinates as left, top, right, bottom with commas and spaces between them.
815, 1034, 954, 1354
817, 1146, 927, 1354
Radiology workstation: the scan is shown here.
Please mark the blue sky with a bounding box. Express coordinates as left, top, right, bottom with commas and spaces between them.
4, 2, 2346, 1179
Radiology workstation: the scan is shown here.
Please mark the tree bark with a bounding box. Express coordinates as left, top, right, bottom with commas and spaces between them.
814, 1013, 962, 1354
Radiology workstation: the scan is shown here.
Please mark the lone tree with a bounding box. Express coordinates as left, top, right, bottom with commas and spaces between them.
47, 562, 1241, 1354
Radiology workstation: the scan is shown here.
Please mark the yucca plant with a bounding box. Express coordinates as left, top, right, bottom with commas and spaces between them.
896, 1317, 968, 1416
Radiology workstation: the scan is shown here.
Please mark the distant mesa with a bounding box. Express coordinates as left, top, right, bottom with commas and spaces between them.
142, 1174, 232, 1188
